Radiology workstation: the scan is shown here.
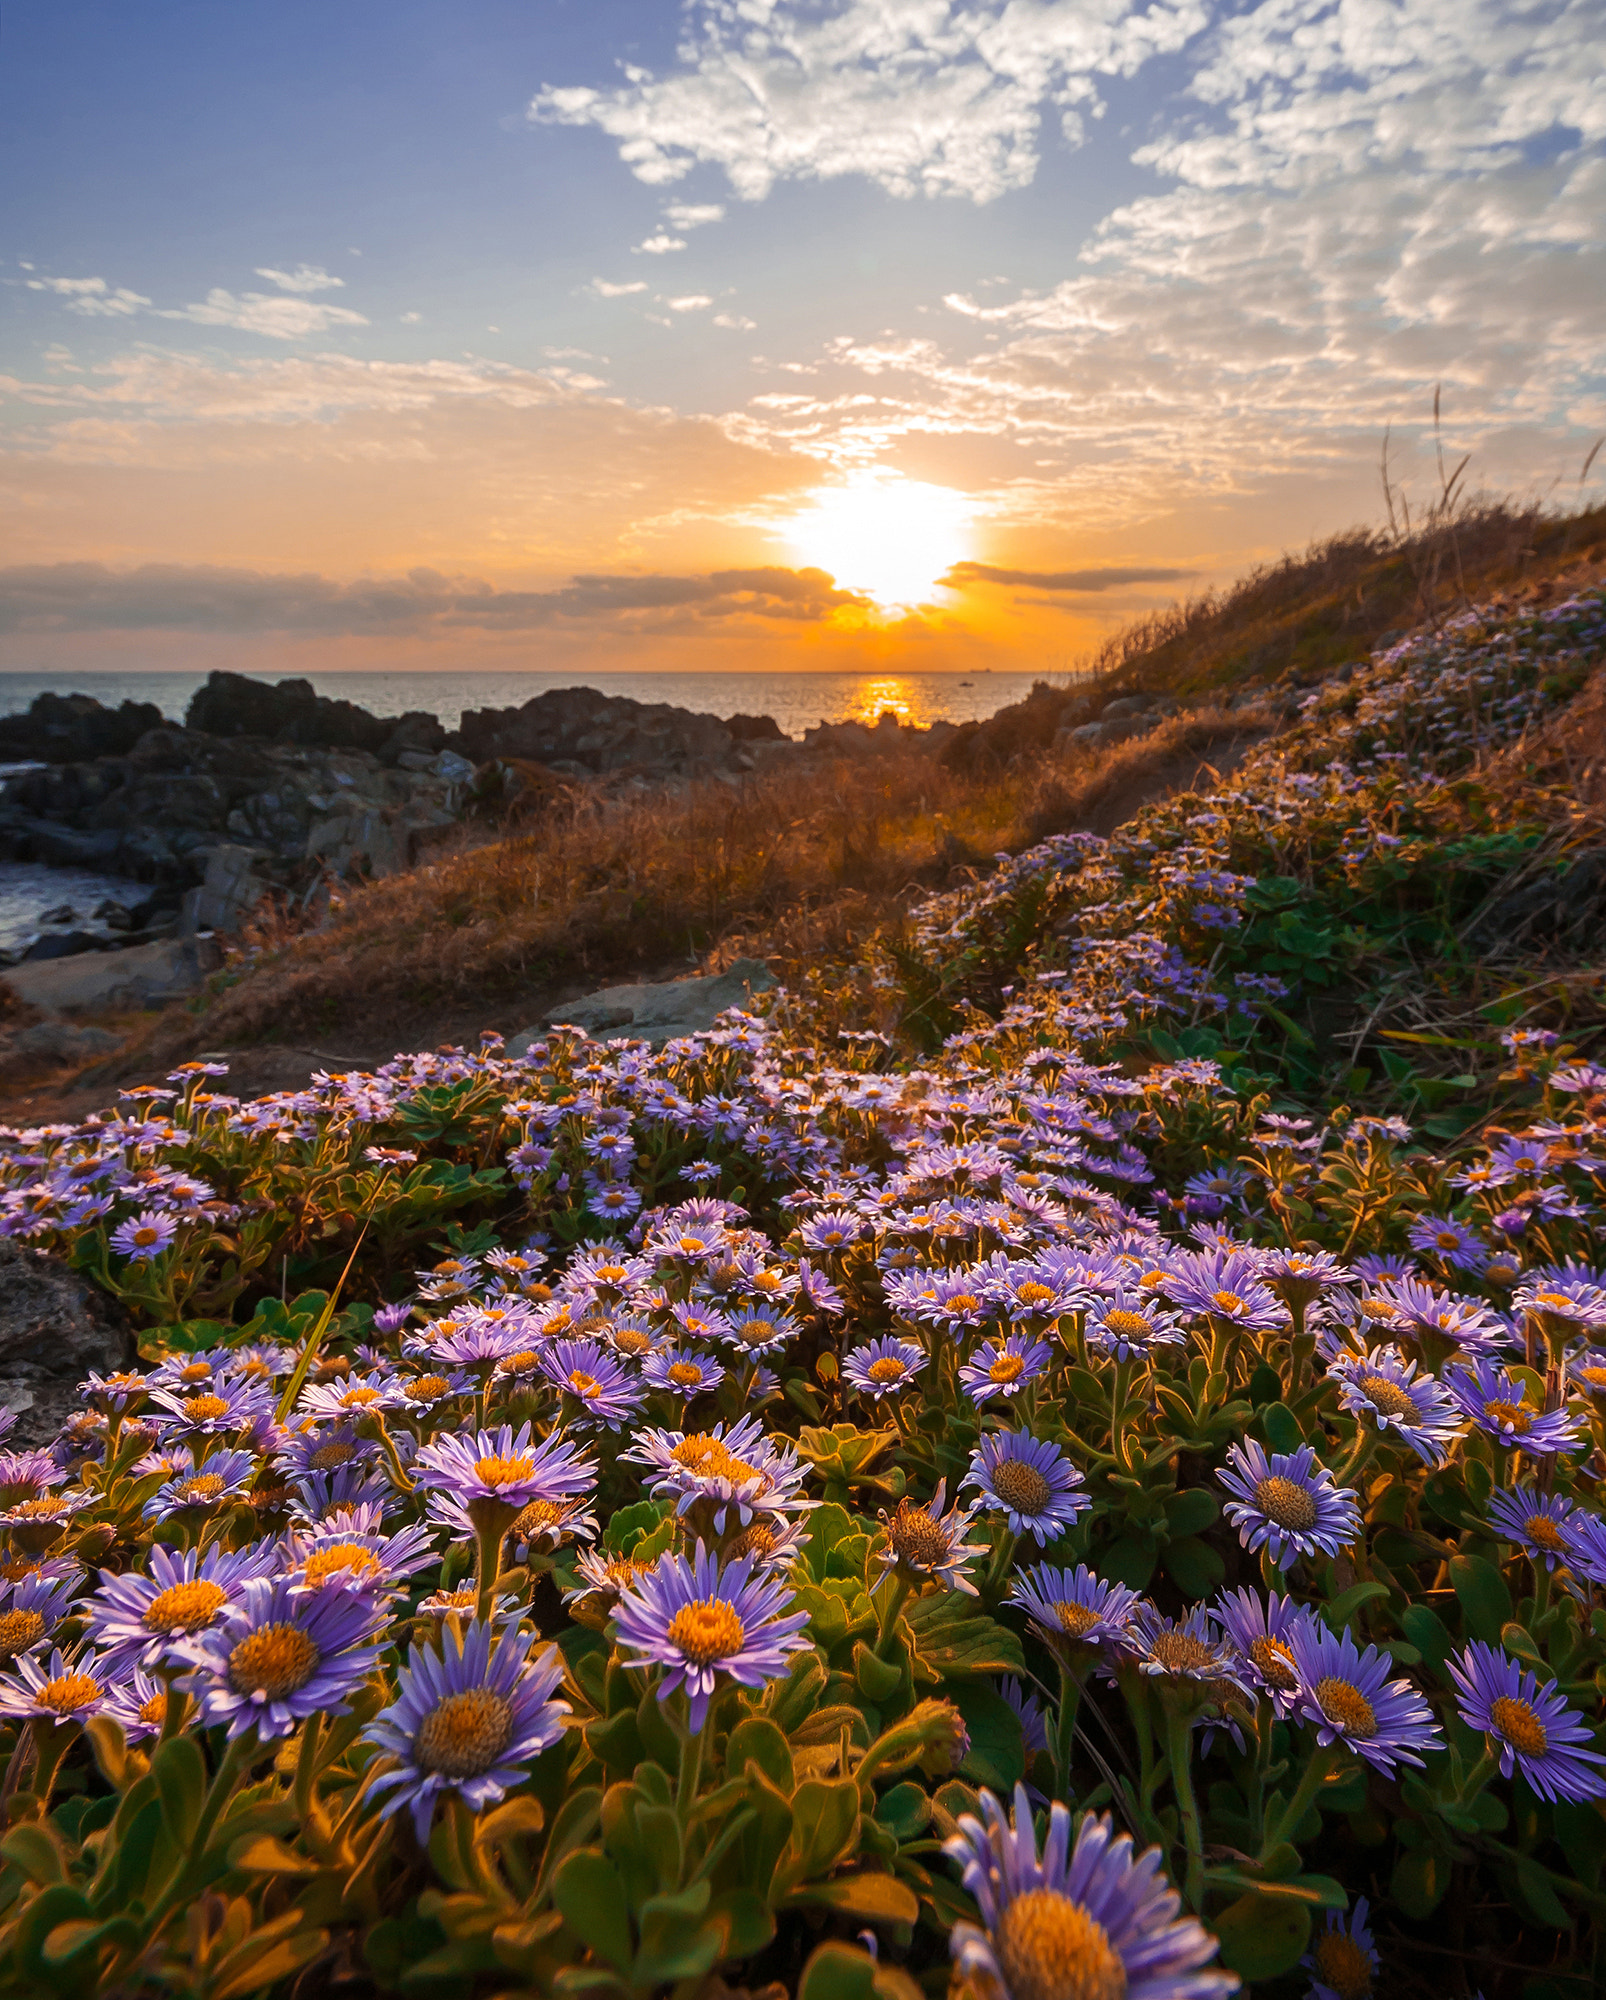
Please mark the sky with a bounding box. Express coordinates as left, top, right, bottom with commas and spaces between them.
2, 0, 1603, 679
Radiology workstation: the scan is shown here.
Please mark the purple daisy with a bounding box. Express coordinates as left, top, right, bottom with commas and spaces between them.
85, 1541, 278, 1673
1166, 1248, 1288, 1334
944, 1784, 1238, 2000
365, 1617, 569, 1842
962, 1432, 1089, 1545
151, 1375, 277, 1441
141, 1447, 258, 1524
1327, 1345, 1464, 1464
1214, 1588, 1314, 1717
1129, 1604, 1249, 1698
612, 1540, 810, 1732
629, 1414, 810, 1534
1406, 1214, 1490, 1274
175, 1575, 386, 1743
109, 1209, 178, 1261
0, 1644, 110, 1728
1448, 1641, 1606, 1802
1559, 1508, 1606, 1587
1286, 1619, 1441, 1775
642, 1346, 727, 1399
958, 1333, 1054, 1407
1085, 1286, 1186, 1362
1217, 1441, 1360, 1569
1486, 1486, 1578, 1571
0, 1566, 84, 1663
1442, 1357, 1585, 1456
538, 1338, 647, 1428
842, 1335, 927, 1401
877, 1479, 985, 1595
1006, 1563, 1142, 1665
1303, 1898, 1378, 2000
101, 1666, 179, 1744
279, 1520, 439, 1598
415, 1423, 596, 1520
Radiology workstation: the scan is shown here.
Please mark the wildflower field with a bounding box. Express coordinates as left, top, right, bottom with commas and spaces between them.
0, 585, 1603, 2000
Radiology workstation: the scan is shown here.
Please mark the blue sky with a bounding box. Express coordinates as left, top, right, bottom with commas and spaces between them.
2, 0, 1602, 674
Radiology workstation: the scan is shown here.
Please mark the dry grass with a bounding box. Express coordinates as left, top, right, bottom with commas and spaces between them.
176, 709, 1271, 1049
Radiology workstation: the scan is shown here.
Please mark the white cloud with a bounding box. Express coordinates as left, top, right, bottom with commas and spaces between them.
400, 310, 423, 323
589, 277, 649, 297
26, 275, 151, 317
635, 232, 687, 253
254, 263, 345, 293
713, 312, 758, 330
664, 202, 725, 229
665, 294, 714, 312
532, 0, 1208, 203
155, 288, 369, 339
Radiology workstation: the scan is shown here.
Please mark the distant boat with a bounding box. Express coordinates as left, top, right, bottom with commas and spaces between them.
958, 680, 972, 686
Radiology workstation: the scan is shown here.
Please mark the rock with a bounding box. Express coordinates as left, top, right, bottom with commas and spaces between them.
378, 710, 447, 765
0, 1238, 133, 1448
1100, 693, 1153, 719
940, 680, 1096, 773
39, 903, 77, 925
94, 900, 135, 929
305, 807, 414, 879
509, 957, 778, 1054
21, 930, 102, 963
9, 1020, 121, 1061
0, 934, 223, 1015
185, 671, 394, 753
180, 843, 274, 935
0, 691, 167, 765
453, 686, 742, 779
726, 713, 786, 743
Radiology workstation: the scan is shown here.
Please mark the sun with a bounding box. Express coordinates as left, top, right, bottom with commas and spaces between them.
783, 472, 971, 608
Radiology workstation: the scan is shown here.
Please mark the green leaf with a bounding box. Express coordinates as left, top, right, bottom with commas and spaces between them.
1451, 1554, 1512, 1645
774, 1777, 861, 1895
905, 1593, 1025, 1681
953, 1685, 1026, 1792
787, 1873, 920, 1925
1162, 1535, 1225, 1601
1391, 1845, 1450, 1919
1323, 1580, 1390, 1630
1092, 1532, 1157, 1590
798, 1943, 878, 2000
1261, 1402, 1305, 1454
873, 1782, 931, 1842
1399, 1603, 1455, 1678
586, 1710, 644, 1779
853, 1642, 904, 1705
552, 1848, 634, 1974
1510, 1852, 1571, 1928
728, 1716, 794, 1795
1212, 1891, 1312, 1981
706, 1887, 775, 1961
1164, 1488, 1220, 1538
634, 1882, 720, 1987
151, 1735, 208, 1848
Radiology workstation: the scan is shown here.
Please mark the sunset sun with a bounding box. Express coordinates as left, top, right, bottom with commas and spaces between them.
783, 473, 972, 608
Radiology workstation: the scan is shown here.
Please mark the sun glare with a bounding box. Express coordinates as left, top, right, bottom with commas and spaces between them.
784, 473, 971, 608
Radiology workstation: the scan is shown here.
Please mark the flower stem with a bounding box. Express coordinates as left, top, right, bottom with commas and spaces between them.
1261, 1742, 1341, 1857
875, 1573, 913, 1657
1163, 1703, 1205, 1912
475, 1514, 505, 1624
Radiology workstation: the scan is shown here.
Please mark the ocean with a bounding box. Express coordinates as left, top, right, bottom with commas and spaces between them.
0, 667, 1077, 740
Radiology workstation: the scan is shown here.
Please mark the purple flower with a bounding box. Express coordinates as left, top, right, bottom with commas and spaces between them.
1327, 1345, 1463, 1464
1286, 1619, 1441, 1775
0, 1645, 109, 1728
110, 1209, 178, 1261
962, 1432, 1089, 1544
279, 1520, 439, 1598
629, 1414, 810, 1534
1086, 1286, 1185, 1361
151, 1375, 277, 1440
85, 1541, 278, 1673
958, 1333, 1053, 1406
1303, 1897, 1378, 2000
1449, 1641, 1606, 1802
1214, 1588, 1314, 1717
944, 1785, 1238, 2000
1406, 1214, 1490, 1273
1007, 1562, 1142, 1666
842, 1335, 927, 1400
365, 1618, 569, 1842
539, 1338, 647, 1429
1442, 1357, 1584, 1456
1486, 1486, 1578, 1571
0, 1566, 84, 1663
175, 1576, 386, 1742
1217, 1441, 1360, 1569
642, 1346, 727, 1399
142, 1447, 257, 1523
877, 1479, 985, 1595
101, 1666, 178, 1743
612, 1540, 810, 1732
416, 1423, 596, 1521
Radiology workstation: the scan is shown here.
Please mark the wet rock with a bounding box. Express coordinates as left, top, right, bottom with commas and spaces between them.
0, 691, 166, 765
0, 1239, 134, 1449
509, 957, 779, 1054
21, 930, 102, 963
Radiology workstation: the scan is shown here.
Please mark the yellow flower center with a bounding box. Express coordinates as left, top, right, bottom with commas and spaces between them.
228, 1622, 319, 1700
0, 1609, 46, 1656
1211, 1290, 1246, 1315
138, 1692, 168, 1730
888, 1503, 951, 1571
144, 1579, 228, 1634
988, 1351, 1027, 1384
868, 1356, 909, 1383
179, 1361, 213, 1384
407, 1376, 451, 1401
310, 1443, 355, 1470
1250, 1636, 1298, 1689
38, 1672, 100, 1715
1052, 1601, 1101, 1638
1139, 1269, 1169, 1291
1101, 1310, 1152, 1340
301, 1545, 383, 1587
174, 1475, 227, 1506
993, 1887, 1127, 2000
1359, 1374, 1417, 1419
1490, 1694, 1549, 1757
678, 1236, 708, 1254
613, 1328, 652, 1355
182, 1395, 230, 1423
668, 1362, 704, 1388
752, 1271, 785, 1294
1315, 1676, 1377, 1738
1309, 1931, 1372, 2000
1015, 1282, 1055, 1307
991, 1461, 1052, 1514
666, 1598, 746, 1665
1253, 1476, 1319, 1532
475, 1453, 536, 1488
1151, 1632, 1214, 1674
1578, 1366, 1606, 1391
726, 1522, 777, 1563
1435, 1231, 1461, 1251
1484, 1398, 1533, 1434
10, 1497, 66, 1520
511, 1499, 567, 1542
415, 1687, 516, 1777
947, 1294, 982, 1315
1525, 1514, 1567, 1551
340, 1386, 383, 1407
1360, 1297, 1398, 1322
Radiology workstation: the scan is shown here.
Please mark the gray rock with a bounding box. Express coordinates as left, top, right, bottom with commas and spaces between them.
180, 843, 274, 935
509, 957, 778, 1054
1100, 694, 1153, 719
10, 1021, 121, 1061
1, 934, 223, 1015
0, 1238, 132, 1448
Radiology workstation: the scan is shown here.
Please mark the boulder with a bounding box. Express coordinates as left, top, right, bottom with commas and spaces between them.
0, 1239, 133, 1449
378, 711, 448, 765
0, 935, 222, 1015
184, 671, 394, 753
180, 843, 274, 935
509, 957, 778, 1053
0, 691, 166, 765
20, 930, 103, 963
726, 712, 786, 743
7, 1020, 121, 1062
